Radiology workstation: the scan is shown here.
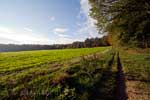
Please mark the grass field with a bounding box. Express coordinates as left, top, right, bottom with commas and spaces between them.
119, 49, 150, 100
0, 47, 109, 74
0, 47, 113, 100
0, 47, 149, 100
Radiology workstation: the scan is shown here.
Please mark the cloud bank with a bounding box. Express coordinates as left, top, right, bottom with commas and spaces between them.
0, 26, 52, 44
78, 0, 100, 38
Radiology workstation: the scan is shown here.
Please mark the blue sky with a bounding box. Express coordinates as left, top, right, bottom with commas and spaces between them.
0, 0, 100, 44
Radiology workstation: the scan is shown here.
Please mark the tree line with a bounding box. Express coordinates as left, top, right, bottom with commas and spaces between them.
89, 0, 150, 48
0, 36, 110, 52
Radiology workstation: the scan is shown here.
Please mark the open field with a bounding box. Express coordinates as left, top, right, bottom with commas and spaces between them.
0, 47, 114, 100
0, 47, 109, 74
0, 47, 149, 100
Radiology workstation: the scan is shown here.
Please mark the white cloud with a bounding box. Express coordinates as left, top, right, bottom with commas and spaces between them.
0, 27, 14, 34
53, 28, 68, 34
53, 27, 70, 37
49, 16, 55, 21
54, 37, 74, 44
0, 37, 20, 44
56, 33, 70, 38
0, 26, 52, 44
24, 27, 33, 32
77, 0, 102, 38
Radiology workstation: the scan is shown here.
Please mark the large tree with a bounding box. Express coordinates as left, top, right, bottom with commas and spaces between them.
89, 0, 150, 48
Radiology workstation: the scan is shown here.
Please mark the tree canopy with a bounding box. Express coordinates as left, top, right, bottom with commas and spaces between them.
89, 0, 150, 48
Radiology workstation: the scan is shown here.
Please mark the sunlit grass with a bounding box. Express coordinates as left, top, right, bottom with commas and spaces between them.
0, 47, 112, 99
119, 49, 150, 81
0, 47, 110, 74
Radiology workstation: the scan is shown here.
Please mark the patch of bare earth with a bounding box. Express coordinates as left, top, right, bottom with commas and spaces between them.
126, 80, 150, 100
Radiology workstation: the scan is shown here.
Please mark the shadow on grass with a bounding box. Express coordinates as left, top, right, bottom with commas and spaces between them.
114, 52, 128, 100
88, 53, 116, 100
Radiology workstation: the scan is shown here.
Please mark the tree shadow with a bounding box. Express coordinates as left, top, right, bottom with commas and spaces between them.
88, 53, 116, 100
114, 52, 128, 100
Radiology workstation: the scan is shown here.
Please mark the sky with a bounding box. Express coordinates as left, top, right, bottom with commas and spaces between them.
0, 0, 101, 44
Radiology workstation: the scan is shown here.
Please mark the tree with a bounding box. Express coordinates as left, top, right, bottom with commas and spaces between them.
89, 0, 150, 48
84, 38, 92, 47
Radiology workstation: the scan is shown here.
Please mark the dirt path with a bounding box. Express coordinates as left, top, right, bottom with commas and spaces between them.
115, 52, 128, 100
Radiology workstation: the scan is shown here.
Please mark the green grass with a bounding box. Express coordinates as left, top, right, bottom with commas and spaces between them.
1, 47, 149, 100
119, 49, 150, 100
0, 47, 113, 100
119, 49, 150, 81
0, 47, 110, 74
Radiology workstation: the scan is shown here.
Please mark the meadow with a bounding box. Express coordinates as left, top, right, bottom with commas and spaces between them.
0, 47, 114, 100
0, 47, 149, 100
0, 47, 109, 74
